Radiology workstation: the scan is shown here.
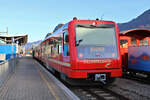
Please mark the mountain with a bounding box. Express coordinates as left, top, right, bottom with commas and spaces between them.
23, 40, 42, 50
118, 9, 150, 31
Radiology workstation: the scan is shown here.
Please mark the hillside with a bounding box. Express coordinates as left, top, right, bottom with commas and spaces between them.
23, 40, 42, 50
118, 9, 150, 31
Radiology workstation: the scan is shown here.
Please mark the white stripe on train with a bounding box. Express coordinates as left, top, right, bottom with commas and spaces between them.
49, 58, 70, 67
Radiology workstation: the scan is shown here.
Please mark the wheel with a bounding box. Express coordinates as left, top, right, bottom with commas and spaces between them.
129, 71, 136, 77
147, 74, 150, 79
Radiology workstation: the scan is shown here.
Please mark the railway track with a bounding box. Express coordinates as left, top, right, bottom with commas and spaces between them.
39, 61, 127, 100
71, 86, 129, 100
123, 73, 150, 85
38, 60, 129, 100
37, 60, 150, 100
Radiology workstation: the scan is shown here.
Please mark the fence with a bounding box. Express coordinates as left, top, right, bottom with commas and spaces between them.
0, 58, 18, 88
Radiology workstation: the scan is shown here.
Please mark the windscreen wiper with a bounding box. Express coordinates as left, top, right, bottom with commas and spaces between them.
75, 39, 83, 46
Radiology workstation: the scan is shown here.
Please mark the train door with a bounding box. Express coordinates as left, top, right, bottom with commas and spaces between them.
60, 30, 70, 80
120, 36, 131, 70
45, 41, 49, 68
63, 30, 70, 57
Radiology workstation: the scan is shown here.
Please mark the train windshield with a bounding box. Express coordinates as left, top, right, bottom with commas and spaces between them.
75, 23, 118, 59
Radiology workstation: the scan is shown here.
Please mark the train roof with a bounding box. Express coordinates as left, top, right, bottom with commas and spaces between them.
42, 23, 69, 43
120, 28, 150, 39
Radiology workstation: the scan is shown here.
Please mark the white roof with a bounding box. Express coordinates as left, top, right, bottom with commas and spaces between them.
0, 34, 28, 37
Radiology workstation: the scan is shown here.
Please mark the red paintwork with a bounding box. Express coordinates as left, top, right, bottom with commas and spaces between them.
34, 20, 122, 79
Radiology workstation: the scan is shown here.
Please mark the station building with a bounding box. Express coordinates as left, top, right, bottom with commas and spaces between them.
0, 34, 28, 61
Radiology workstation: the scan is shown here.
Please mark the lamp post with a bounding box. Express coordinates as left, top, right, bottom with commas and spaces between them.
11, 37, 14, 59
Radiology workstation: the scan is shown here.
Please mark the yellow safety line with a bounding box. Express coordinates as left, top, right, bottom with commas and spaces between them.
34, 62, 60, 100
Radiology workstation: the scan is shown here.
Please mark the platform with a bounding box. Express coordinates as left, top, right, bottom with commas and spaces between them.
0, 57, 78, 100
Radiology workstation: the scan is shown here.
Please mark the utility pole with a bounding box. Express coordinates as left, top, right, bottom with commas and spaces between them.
11, 37, 14, 59
6, 27, 8, 35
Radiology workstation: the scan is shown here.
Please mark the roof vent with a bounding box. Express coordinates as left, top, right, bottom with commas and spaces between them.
73, 17, 77, 20
96, 18, 99, 20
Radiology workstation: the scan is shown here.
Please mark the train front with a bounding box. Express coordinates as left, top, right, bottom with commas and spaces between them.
68, 20, 122, 85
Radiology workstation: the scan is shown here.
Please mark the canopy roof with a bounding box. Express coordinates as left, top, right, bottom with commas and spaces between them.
0, 34, 28, 46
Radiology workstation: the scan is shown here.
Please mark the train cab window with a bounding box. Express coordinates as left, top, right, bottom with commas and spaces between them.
63, 31, 69, 56
131, 37, 137, 46
120, 40, 128, 48
139, 40, 148, 46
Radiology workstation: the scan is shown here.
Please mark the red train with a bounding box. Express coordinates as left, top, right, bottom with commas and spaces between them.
33, 18, 122, 85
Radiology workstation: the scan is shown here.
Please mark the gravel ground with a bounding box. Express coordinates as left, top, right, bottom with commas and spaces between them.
108, 78, 150, 100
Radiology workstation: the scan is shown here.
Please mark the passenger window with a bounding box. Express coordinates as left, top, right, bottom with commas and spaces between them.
51, 39, 58, 56
131, 37, 137, 46
51, 46, 53, 54
139, 40, 148, 46
120, 40, 128, 48
144, 40, 149, 45
63, 31, 69, 56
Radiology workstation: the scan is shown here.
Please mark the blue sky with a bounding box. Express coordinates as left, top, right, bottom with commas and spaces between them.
0, 0, 150, 42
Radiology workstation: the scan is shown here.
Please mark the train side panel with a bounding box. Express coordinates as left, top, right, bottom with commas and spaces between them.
128, 46, 150, 72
